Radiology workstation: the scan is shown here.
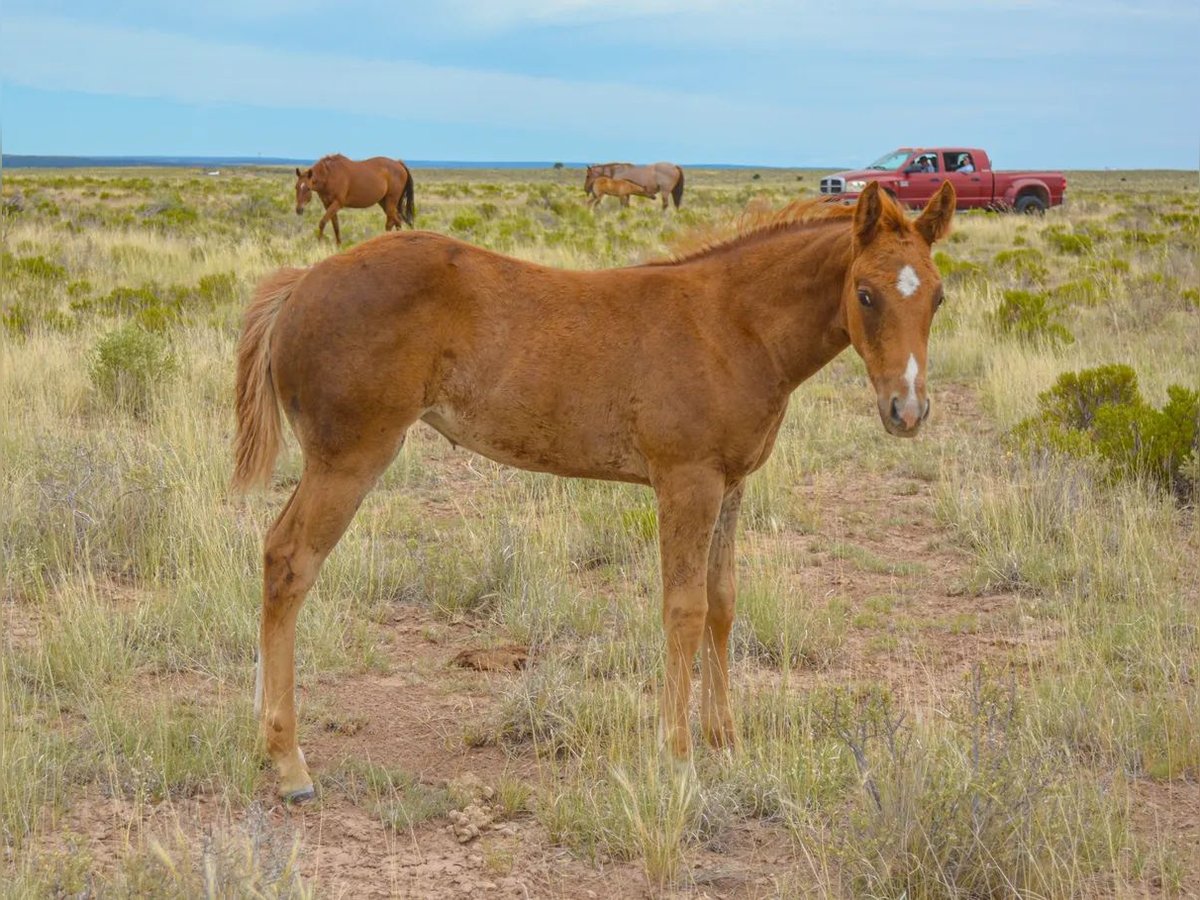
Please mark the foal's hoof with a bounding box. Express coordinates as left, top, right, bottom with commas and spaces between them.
281, 784, 316, 804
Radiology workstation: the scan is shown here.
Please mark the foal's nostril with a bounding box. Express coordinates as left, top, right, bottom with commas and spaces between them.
922, 398, 932, 421
890, 396, 903, 426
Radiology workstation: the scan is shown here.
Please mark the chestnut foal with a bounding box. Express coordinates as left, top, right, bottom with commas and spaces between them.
234, 182, 955, 800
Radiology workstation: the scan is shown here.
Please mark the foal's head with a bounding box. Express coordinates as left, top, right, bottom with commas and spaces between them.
843, 181, 955, 437
294, 167, 317, 215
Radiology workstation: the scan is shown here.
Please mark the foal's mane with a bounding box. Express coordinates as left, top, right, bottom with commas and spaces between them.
651, 197, 863, 266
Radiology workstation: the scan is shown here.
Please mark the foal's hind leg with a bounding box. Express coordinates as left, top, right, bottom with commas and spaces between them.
702, 482, 743, 750
258, 436, 403, 800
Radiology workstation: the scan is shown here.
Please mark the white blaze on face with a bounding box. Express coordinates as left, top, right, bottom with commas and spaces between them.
903, 353, 921, 410
897, 264, 920, 298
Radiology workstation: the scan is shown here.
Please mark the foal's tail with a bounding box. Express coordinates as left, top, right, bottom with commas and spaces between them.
232, 267, 306, 493
671, 168, 685, 209
402, 166, 415, 227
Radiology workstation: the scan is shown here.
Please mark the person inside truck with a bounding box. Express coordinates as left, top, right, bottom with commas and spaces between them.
955, 153, 975, 173
914, 154, 936, 173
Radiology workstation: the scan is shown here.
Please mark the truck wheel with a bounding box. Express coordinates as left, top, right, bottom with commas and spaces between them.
1015, 194, 1047, 215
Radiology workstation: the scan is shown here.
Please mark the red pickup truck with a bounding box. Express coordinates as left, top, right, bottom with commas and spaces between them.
819, 148, 1066, 213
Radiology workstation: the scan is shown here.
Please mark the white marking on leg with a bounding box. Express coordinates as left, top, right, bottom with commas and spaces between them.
905, 351, 921, 401
897, 265, 920, 297
253, 644, 263, 717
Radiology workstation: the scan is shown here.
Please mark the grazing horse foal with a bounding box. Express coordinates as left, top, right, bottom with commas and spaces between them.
586, 162, 685, 210
294, 154, 415, 245
234, 182, 956, 801
587, 175, 658, 210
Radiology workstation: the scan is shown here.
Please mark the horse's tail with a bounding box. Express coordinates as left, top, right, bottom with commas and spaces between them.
402, 165, 415, 227
671, 168, 685, 209
232, 267, 306, 493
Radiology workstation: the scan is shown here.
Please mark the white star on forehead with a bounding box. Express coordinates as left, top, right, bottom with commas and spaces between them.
897, 265, 920, 297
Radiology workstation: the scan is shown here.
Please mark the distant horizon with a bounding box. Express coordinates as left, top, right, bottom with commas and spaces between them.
3, 153, 799, 171
4, 153, 1195, 174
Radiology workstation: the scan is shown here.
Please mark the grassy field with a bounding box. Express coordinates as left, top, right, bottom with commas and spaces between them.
1, 164, 1197, 898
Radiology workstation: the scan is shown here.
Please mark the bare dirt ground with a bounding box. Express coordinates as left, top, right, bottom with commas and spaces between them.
26, 384, 1200, 897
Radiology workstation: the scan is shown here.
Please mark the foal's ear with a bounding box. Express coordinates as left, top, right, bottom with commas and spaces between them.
852, 181, 884, 248
915, 181, 956, 245
295, 167, 302, 178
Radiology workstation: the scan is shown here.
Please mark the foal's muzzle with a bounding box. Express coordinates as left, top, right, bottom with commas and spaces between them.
882, 395, 931, 437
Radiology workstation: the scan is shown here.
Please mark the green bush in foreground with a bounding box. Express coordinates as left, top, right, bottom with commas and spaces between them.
991, 289, 1075, 347
1012, 364, 1199, 500
88, 324, 178, 416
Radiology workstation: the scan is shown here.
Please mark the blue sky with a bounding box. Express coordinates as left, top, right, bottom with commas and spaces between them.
2, 1, 1197, 168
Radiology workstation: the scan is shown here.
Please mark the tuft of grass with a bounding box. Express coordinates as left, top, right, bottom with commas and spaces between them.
734, 550, 848, 668
328, 759, 455, 831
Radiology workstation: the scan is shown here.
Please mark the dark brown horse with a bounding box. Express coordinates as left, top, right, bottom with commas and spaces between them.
234, 182, 956, 801
586, 162, 685, 210
294, 155, 414, 245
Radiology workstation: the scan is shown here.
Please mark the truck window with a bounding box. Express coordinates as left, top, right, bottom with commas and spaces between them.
867, 150, 913, 171
946, 152, 975, 173
909, 153, 938, 173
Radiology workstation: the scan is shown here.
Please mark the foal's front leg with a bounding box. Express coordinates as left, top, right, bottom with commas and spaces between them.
702, 482, 743, 749
653, 466, 726, 761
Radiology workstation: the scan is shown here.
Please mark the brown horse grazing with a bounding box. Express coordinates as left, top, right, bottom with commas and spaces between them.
586, 175, 658, 210
234, 181, 956, 801
294, 154, 415, 245
586, 162, 685, 210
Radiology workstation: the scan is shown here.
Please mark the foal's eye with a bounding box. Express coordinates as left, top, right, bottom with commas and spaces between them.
935, 293, 946, 310
857, 289, 873, 308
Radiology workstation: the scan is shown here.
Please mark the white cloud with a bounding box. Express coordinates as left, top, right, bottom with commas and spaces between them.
440, 0, 728, 27
1, 14, 788, 146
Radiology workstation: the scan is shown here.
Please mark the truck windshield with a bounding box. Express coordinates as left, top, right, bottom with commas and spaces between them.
866, 150, 912, 171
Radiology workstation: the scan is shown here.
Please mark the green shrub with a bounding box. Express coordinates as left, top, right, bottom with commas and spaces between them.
1036, 364, 1140, 431
992, 247, 1047, 282
1159, 212, 1199, 229
88, 325, 178, 415
1119, 229, 1168, 247
1044, 227, 1094, 255
66, 279, 93, 298
990, 289, 1074, 347
82, 284, 165, 317
449, 210, 483, 235
12, 255, 68, 280
195, 272, 238, 307
1047, 278, 1104, 307
2, 303, 33, 337
1011, 365, 1199, 501
140, 198, 199, 228
933, 251, 983, 279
